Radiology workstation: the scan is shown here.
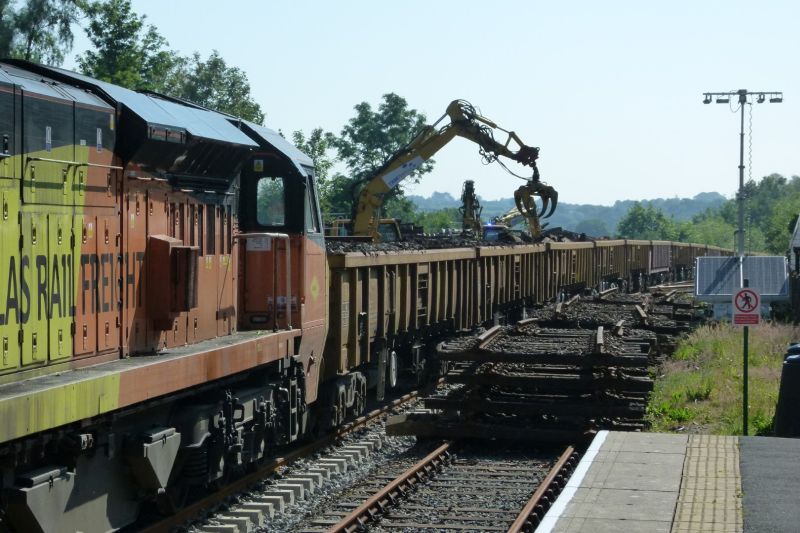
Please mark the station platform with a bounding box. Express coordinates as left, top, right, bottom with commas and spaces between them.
539, 430, 800, 533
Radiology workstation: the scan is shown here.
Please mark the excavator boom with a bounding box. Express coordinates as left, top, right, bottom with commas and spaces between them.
351, 100, 557, 241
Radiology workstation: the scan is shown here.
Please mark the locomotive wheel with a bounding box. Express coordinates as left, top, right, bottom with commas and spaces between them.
387, 350, 398, 389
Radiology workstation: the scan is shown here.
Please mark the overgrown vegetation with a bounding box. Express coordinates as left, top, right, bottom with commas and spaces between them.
647, 323, 798, 435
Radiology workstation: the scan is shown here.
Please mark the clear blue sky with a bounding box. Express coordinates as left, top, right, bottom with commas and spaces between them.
66, 1, 800, 205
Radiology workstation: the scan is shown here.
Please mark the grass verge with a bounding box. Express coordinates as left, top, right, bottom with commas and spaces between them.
647, 322, 799, 435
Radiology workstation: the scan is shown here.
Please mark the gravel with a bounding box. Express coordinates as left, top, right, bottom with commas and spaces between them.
281, 439, 440, 532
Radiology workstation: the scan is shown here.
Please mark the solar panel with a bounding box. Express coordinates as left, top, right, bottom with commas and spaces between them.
695, 256, 789, 302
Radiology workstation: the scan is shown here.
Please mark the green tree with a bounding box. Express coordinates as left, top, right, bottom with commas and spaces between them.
167, 51, 264, 123
292, 128, 338, 215
383, 195, 418, 223
414, 208, 461, 233
0, 2, 14, 58
677, 215, 736, 249
682, 173, 800, 253
319, 173, 357, 222
327, 93, 430, 218
617, 202, 678, 240
574, 218, 610, 237
0, 0, 78, 64
292, 128, 334, 183
762, 191, 800, 254
78, 0, 263, 123
329, 93, 430, 179
77, 0, 181, 91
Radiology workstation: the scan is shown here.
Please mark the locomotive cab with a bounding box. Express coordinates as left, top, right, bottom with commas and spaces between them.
236, 151, 324, 333
233, 122, 327, 407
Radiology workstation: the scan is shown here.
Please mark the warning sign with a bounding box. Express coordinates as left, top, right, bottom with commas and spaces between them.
732, 288, 760, 326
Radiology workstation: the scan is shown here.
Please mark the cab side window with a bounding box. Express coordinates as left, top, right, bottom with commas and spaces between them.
304, 177, 321, 233
256, 177, 286, 226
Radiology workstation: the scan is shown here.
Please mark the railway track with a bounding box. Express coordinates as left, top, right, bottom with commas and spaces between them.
295, 442, 579, 533
135, 385, 441, 533
141, 290, 693, 532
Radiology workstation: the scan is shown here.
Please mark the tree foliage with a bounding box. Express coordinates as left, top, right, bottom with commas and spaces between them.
614, 173, 800, 253
616, 202, 678, 240
78, 0, 263, 123
78, 0, 182, 90
167, 51, 264, 123
329, 93, 429, 179
413, 207, 461, 233
325, 93, 430, 218
291, 128, 337, 213
0, 0, 78, 64
574, 218, 610, 237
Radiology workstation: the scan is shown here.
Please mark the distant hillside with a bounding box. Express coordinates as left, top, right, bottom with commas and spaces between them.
407, 191, 727, 236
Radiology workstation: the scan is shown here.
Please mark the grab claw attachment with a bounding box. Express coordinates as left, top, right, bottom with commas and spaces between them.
513, 180, 558, 220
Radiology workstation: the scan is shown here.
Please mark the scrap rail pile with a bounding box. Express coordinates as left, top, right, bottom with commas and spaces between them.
388, 288, 705, 443
324, 228, 584, 254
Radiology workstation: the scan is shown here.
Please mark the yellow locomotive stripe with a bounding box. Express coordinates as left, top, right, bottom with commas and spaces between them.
0, 373, 119, 442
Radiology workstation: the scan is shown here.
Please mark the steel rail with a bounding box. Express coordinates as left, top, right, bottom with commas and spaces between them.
327, 441, 452, 533
139, 385, 436, 533
506, 445, 580, 533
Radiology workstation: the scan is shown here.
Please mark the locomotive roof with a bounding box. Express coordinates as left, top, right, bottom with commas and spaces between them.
0, 62, 113, 110
4, 60, 257, 149
1, 60, 316, 180
238, 120, 314, 177
53, 66, 257, 148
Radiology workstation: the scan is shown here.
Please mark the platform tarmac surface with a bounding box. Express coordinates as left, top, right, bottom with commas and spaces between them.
539, 430, 800, 533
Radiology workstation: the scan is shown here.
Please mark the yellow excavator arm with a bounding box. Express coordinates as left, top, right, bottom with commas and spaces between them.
352, 99, 556, 241
493, 204, 543, 238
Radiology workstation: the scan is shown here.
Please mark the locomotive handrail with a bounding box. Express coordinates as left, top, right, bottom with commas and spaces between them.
26, 155, 124, 170
83, 161, 124, 170
236, 232, 292, 331
234, 232, 291, 240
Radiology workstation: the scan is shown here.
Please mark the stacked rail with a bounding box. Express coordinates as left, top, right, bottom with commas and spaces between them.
389, 289, 703, 441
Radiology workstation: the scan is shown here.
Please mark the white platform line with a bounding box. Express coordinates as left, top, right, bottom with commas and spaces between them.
536, 430, 609, 533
